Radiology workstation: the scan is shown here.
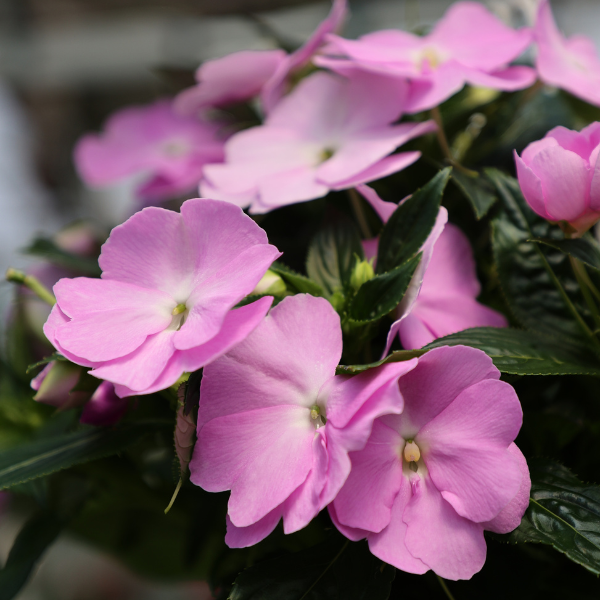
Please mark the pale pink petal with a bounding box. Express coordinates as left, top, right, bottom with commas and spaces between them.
528, 146, 590, 221
393, 313, 435, 350
328, 503, 371, 542
403, 63, 468, 114
53, 279, 174, 362
261, 0, 348, 112
89, 328, 176, 392
282, 429, 328, 534
258, 166, 329, 207
322, 360, 419, 507
355, 184, 398, 223
521, 136, 558, 163
461, 65, 536, 91
174, 49, 286, 114
192, 404, 314, 527
225, 508, 283, 549
332, 420, 403, 533
514, 151, 551, 219
417, 379, 523, 522
429, 2, 532, 70
403, 473, 486, 580
113, 298, 273, 397
396, 346, 499, 434
197, 294, 341, 427
330, 152, 422, 190
367, 474, 429, 575
483, 443, 531, 534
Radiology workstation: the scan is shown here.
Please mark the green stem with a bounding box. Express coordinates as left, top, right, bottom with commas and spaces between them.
164, 478, 183, 515
570, 256, 600, 331
6, 267, 56, 306
436, 574, 457, 600
536, 250, 600, 353
348, 188, 372, 239
430, 107, 478, 177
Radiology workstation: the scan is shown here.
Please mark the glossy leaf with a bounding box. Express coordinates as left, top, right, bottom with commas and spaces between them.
269, 262, 325, 296
306, 221, 364, 298
349, 254, 421, 323
486, 168, 585, 341
507, 458, 600, 576
530, 237, 600, 272
376, 168, 450, 274
424, 327, 600, 376
452, 170, 497, 219
0, 510, 64, 600
336, 349, 426, 375
229, 538, 395, 600
0, 419, 171, 490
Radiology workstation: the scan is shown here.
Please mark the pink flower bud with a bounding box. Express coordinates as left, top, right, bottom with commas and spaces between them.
31, 361, 89, 410
515, 123, 600, 235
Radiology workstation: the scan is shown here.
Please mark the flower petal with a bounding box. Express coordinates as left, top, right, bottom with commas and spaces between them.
225, 508, 283, 549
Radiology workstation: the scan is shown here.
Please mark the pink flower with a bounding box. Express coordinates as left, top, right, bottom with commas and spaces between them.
534, 0, 600, 107
174, 49, 286, 115
515, 123, 600, 235
330, 345, 530, 581
174, 0, 347, 116
317, 1, 535, 113
43, 198, 281, 397
355, 186, 507, 352
201, 69, 436, 213
74, 100, 226, 203
31, 361, 90, 410
190, 294, 419, 548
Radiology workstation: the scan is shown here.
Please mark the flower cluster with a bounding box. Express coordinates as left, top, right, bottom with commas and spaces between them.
17, 0, 600, 592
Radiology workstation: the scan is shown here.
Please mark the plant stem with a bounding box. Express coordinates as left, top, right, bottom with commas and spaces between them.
164, 478, 183, 514
430, 107, 479, 177
6, 267, 56, 306
348, 188, 372, 239
570, 256, 600, 331
536, 251, 600, 353
436, 574, 457, 600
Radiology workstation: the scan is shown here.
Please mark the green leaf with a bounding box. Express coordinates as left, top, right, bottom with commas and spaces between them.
26, 353, 67, 374
530, 237, 600, 272
424, 327, 600, 376
486, 168, 585, 341
336, 349, 426, 375
0, 419, 171, 490
0, 510, 64, 600
348, 254, 421, 323
229, 538, 395, 600
22, 237, 101, 276
376, 168, 450, 274
306, 221, 364, 298
269, 262, 325, 296
451, 170, 497, 220
506, 458, 600, 576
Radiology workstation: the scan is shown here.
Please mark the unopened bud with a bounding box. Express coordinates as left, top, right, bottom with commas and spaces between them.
350, 259, 375, 290
252, 270, 286, 296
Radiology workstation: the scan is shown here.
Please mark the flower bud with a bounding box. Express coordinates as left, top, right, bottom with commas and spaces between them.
252, 270, 286, 296
350, 258, 375, 290
31, 361, 90, 410
515, 123, 600, 236
80, 382, 128, 427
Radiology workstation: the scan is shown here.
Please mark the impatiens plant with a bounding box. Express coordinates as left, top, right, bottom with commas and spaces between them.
4, 1, 600, 599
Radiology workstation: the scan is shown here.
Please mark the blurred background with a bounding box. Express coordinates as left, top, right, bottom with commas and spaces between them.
0, 0, 596, 597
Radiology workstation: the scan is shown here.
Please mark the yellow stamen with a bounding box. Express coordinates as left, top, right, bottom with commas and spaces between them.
172, 303, 187, 316
310, 405, 321, 420
403, 440, 421, 463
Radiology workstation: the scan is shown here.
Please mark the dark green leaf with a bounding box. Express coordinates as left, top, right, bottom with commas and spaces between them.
506, 458, 600, 576
451, 170, 497, 220
269, 262, 325, 296
229, 538, 395, 600
0, 419, 171, 490
486, 168, 585, 341
530, 237, 600, 272
376, 168, 450, 274
0, 510, 64, 600
22, 238, 101, 276
336, 349, 426, 375
424, 327, 600, 376
306, 221, 364, 298
349, 254, 421, 323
